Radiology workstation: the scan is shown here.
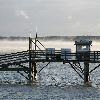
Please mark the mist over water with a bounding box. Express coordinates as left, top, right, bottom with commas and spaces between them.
0, 40, 100, 99
91, 41, 100, 51
0, 40, 100, 53
0, 40, 28, 53
42, 40, 100, 51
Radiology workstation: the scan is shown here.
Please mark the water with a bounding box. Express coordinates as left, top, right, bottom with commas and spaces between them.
0, 40, 100, 99
0, 84, 100, 100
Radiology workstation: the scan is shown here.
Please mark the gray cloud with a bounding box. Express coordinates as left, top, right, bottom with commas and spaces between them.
16, 10, 30, 19
0, 0, 100, 36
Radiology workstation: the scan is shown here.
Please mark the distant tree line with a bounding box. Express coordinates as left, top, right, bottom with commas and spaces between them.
38, 36, 100, 41
0, 36, 100, 41
0, 36, 28, 41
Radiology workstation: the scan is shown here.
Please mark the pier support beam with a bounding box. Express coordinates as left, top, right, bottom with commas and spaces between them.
29, 37, 37, 82
32, 62, 37, 80
29, 37, 32, 82
84, 62, 89, 84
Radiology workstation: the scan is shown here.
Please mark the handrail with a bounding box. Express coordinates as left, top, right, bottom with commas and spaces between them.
30, 50, 100, 61
0, 50, 100, 67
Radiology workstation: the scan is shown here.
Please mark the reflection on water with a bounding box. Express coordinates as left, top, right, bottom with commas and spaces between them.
0, 40, 100, 99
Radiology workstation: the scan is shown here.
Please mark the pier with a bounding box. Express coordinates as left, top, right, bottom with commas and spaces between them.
0, 34, 100, 84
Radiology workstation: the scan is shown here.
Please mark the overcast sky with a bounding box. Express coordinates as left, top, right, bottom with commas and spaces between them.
0, 0, 100, 37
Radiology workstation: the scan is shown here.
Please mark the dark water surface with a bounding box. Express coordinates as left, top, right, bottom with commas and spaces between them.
0, 83, 100, 100
0, 62, 100, 100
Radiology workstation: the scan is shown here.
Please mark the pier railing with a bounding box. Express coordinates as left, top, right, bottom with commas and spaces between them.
0, 50, 100, 66
30, 50, 100, 62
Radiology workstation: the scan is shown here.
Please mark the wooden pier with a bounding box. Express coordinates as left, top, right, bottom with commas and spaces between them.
0, 35, 100, 84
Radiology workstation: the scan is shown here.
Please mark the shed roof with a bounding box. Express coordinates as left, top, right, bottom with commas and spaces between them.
74, 40, 92, 45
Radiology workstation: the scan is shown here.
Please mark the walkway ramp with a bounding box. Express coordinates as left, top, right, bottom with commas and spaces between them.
0, 50, 29, 71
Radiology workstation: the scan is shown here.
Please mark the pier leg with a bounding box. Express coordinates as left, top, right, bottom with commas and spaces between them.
29, 37, 32, 82
28, 37, 37, 82
29, 58, 32, 81
84, 62, 89, 84
32, 62, 37, 80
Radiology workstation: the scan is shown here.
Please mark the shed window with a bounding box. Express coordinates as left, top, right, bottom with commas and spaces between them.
77, 45, 89, 51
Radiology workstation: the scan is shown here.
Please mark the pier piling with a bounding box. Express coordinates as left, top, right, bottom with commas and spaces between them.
84, 62, 89, 83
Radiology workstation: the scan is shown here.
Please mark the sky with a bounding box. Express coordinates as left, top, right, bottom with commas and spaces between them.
0, 0, 100, 37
